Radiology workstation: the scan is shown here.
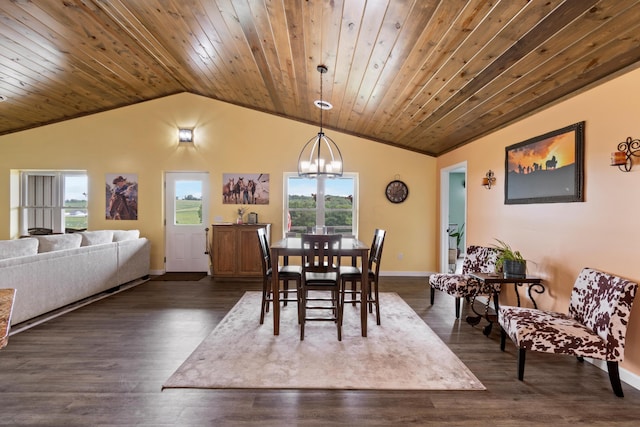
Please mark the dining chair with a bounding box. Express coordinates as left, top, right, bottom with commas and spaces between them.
499, 267, 638, 397
256, 227, 302, 325
428, 245, 500, 318
299, 233, 342, 341
340, 228, 386, 325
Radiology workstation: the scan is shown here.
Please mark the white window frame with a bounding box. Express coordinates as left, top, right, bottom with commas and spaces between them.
19, 171, 88, 235
283, 172, 358, 238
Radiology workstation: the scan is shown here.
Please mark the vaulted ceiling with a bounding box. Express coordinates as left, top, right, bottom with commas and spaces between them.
2, 0, 640, 156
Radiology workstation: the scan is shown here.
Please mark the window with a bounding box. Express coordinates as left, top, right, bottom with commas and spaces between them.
174, 180, 203, 225
284, 173, 358, 238
20, 171, 88, 235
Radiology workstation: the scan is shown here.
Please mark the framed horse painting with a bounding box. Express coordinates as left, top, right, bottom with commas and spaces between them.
222, 173, 269, 205
504, 121, 585, 205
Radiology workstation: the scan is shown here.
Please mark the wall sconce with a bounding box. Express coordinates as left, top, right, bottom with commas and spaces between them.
178, 128, 194, 144
482, 170, 496, 189
611, 136, 640, 172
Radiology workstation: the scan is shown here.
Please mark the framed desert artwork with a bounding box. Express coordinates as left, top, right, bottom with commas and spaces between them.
505, 122, 585, 205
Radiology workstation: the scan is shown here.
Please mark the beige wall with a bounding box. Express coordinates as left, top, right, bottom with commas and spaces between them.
0, 93, 437, 275
437, 65, 640, 377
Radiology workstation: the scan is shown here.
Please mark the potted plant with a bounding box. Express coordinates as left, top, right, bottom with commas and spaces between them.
448, 223, 464, 257
492, 239, 526, 278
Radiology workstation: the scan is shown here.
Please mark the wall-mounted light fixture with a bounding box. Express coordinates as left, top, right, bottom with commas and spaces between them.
178, 128, 194, 144
482, 170, 496, 189
611, 136, 640, 172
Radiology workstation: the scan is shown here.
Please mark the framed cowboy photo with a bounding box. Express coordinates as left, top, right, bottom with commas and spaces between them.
106, 173, 138, 220
505, 121, 585, 205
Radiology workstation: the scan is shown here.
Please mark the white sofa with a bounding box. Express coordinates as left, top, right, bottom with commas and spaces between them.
0, 230, 150, 326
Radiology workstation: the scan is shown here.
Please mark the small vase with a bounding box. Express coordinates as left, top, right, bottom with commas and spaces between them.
504, 259, 526, 278
236, 215, 243, 224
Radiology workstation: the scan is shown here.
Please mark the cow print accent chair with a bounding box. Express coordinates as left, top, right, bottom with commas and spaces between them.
428, 245, 500, 318
499, 267, 638, 397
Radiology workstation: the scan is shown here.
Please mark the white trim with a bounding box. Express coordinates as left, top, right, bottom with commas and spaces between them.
439, 162, 467, 274
379, 271, 431, 277
586, 358, 640, 392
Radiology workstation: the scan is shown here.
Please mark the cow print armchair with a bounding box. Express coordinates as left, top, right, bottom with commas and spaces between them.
499, 267, 638, 397
429, 245, 500, 318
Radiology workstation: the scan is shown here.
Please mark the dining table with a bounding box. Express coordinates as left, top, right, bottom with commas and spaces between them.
270, 236, 370, 337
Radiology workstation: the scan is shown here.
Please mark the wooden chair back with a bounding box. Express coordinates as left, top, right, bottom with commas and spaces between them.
301, 234, 342, 274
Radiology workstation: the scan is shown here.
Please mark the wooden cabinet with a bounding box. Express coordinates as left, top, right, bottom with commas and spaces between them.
210, 224, 270, 279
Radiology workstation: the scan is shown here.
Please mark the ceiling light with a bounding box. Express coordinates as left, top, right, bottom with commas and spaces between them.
298, 65, 343, 178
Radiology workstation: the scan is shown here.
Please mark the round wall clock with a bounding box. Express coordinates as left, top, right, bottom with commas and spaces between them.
385, 180, 409, 203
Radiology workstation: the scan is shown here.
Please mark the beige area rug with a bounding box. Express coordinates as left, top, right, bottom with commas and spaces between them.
163, 292, 485, 391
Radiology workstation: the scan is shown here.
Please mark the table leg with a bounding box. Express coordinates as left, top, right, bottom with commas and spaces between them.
465, 292, 483, 326
482, 291, 500, 336
527, 282, 545, 309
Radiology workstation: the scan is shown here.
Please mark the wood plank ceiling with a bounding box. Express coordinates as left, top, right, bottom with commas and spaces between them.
1, 0, 640, 156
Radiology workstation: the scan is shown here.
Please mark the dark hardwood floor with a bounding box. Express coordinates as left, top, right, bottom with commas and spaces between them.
1, 277, 640, 426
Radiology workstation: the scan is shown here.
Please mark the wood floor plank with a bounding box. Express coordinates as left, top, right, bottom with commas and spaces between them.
1, 277, 640, 426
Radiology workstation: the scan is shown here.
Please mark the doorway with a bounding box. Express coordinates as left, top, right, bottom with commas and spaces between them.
439, 162, 467, 274
165, 172, 210, 272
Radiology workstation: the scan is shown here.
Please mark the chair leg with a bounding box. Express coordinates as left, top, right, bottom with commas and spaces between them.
283, 279, 289, 306
517, 348, 526, 381
336, 288, 342, 341
351, 281, 357, 306
299, 288, 306, 341
260, 280, 269, 324
430, 287, 435, 305
373, 280, 381, 325
296, 278, 302, 324
607, 361, 624, 397
500, 328, 506, 351
455, 297, 461, 319
259, 295, 266, 324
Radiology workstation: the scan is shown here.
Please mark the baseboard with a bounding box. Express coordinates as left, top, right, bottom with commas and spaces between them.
380, 271, 430, 277
587, 358, 640, 392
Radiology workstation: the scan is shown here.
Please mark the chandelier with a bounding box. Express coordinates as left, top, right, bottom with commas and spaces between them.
297, 65, 343, 178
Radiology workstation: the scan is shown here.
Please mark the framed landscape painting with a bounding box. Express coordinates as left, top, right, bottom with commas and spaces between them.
505, 122, 585, 204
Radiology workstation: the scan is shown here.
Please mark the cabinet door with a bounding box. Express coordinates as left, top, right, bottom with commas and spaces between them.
212, 227, 236, 276
237, 226, 263, 276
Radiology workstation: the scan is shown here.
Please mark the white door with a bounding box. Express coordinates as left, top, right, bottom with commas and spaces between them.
165, 172, 210, 272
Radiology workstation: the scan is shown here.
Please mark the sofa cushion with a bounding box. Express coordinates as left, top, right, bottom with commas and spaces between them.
79, 230, 114, 246
112, 230, 140, 242
35, 234, 82, 253
0, 238, 39, 260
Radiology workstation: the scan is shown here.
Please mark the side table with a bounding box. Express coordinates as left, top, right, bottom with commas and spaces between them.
467, 273, 544, 336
